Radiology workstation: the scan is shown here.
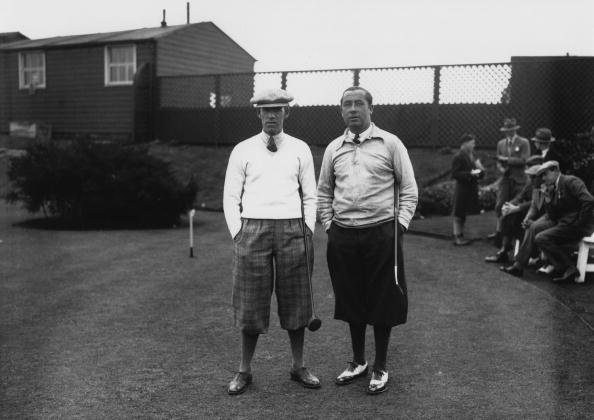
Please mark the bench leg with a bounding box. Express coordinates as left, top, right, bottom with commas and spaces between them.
575, 242, 589, 284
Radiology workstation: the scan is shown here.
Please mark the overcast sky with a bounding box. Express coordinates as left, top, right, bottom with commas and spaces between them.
2, 0, 593, 72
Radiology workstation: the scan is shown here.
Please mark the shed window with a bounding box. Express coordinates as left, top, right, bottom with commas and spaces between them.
18, 51, 46, 89
105, 45, 136, 86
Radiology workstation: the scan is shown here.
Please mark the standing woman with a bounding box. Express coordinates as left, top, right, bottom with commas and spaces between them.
452, 133, 484, 246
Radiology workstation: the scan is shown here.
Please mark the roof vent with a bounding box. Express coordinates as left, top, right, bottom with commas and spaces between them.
161, 9, 167, 27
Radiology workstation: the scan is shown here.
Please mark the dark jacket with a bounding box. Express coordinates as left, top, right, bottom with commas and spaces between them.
509, 181, 534, 212
542, 145, 569, 174
545, 174, 594, 230
451, 150, 481, 218
524, 188, 546, 222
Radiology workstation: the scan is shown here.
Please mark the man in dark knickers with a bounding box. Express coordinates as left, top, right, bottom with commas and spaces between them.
317, 86, 418, 395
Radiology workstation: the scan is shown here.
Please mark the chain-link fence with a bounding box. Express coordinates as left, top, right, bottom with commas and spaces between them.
157, 57, 594, 149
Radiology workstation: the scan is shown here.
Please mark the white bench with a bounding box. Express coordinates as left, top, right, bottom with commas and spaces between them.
576, 232, 594, 283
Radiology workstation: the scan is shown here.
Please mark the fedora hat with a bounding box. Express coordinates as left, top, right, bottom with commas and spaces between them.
500, 118, 520, 132
531, 128, 555, 143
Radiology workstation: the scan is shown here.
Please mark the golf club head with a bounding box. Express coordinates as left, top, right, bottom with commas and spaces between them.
307, 317, 322, 331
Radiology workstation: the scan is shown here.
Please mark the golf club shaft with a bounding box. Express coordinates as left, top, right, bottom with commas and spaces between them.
298, 185, 318, 324
302, 221, 315, 312
394, 186, 403, 294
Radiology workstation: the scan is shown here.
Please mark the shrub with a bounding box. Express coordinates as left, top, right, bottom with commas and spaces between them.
553, 135, 594, 190
478, 186, 497, 211
418, 179, 496, 217
7, 142, 197, 228
418, 180, 455, 216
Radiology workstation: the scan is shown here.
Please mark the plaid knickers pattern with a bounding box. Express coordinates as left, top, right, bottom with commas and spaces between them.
232, 218, 313, 333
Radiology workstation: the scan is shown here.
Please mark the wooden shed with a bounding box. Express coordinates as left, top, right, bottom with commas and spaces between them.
0, 22, 255, 143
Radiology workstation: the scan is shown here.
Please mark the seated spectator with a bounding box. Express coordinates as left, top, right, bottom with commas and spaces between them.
534, 161, 594, 282
451, 133, 484, 246
500, 165, 553, 277
485, 156, 543, 263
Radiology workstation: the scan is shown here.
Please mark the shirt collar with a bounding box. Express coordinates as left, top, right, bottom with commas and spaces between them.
341, 123, 382, 146
261, 131, 284, 145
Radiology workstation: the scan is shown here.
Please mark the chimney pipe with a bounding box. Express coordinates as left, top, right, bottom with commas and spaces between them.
187, 2, 190, 24
161, 9, 167, 27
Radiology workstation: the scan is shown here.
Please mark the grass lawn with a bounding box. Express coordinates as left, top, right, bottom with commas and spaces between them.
2, 203, 594, 418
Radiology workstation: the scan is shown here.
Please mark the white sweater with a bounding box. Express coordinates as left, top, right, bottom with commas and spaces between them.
223, 132, 317, 238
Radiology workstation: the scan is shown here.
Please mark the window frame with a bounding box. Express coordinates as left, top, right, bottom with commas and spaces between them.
18, 50, 46, 90
104, 44, 137, 86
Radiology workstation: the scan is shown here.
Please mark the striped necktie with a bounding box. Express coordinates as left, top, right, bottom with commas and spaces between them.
353, 134, 360, 144
267, 136, 277, 152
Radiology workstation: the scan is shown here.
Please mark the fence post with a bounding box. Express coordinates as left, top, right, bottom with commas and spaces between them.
281, 72, 288, 90
431, 66, 441, 147
353, 69, 360, 87
214, 75, 221, 146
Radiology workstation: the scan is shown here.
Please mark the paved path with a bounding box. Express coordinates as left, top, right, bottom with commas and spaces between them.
1, 204, 593, 418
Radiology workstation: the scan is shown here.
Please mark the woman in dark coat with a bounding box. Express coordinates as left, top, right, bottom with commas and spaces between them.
452, 133, 484, 245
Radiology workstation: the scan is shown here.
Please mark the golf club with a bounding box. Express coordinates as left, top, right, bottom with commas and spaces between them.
394, 187, 403, 295
299, 185, 321, 332
302, 221, 321, 331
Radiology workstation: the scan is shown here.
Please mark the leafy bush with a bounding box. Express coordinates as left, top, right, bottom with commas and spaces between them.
7, 142, 197, 228
418, 180, 455, 216
478, 186, 497, 211
553, 135, 594, 190
418, 180, 496, 217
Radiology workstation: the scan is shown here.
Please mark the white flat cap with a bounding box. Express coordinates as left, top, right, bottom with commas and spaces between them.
250, 88, 294, 108
525, 164, 541, 176
536, 160, 559, 175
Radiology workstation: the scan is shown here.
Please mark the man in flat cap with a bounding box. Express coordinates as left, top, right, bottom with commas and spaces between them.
533, 161, 594, 282
489, 118, 530, 245
223, 88, 320, 394
317, 86, 418, 395
486, 155, 544, 266
499, 159, 555, 277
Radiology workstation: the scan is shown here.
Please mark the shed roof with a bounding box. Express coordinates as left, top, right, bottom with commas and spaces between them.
0, 22, 254, 60
0, 32, 29, 45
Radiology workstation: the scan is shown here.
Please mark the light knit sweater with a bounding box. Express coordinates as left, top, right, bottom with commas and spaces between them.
223, 131, 317, 238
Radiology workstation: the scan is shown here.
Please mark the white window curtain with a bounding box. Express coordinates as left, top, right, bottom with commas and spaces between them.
105, 45, 136, 86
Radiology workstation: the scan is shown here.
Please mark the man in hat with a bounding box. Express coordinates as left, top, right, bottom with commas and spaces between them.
485, 155, 543, 265
223, 88, 320, 394
489, 118, 531, 243
317, 86, 418, 395
499, 161, 553, 277
531, 127, 567, 172
533, 160, 594, 282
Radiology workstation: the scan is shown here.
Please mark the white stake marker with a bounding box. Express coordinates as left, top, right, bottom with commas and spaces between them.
189, 209, 196, 258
